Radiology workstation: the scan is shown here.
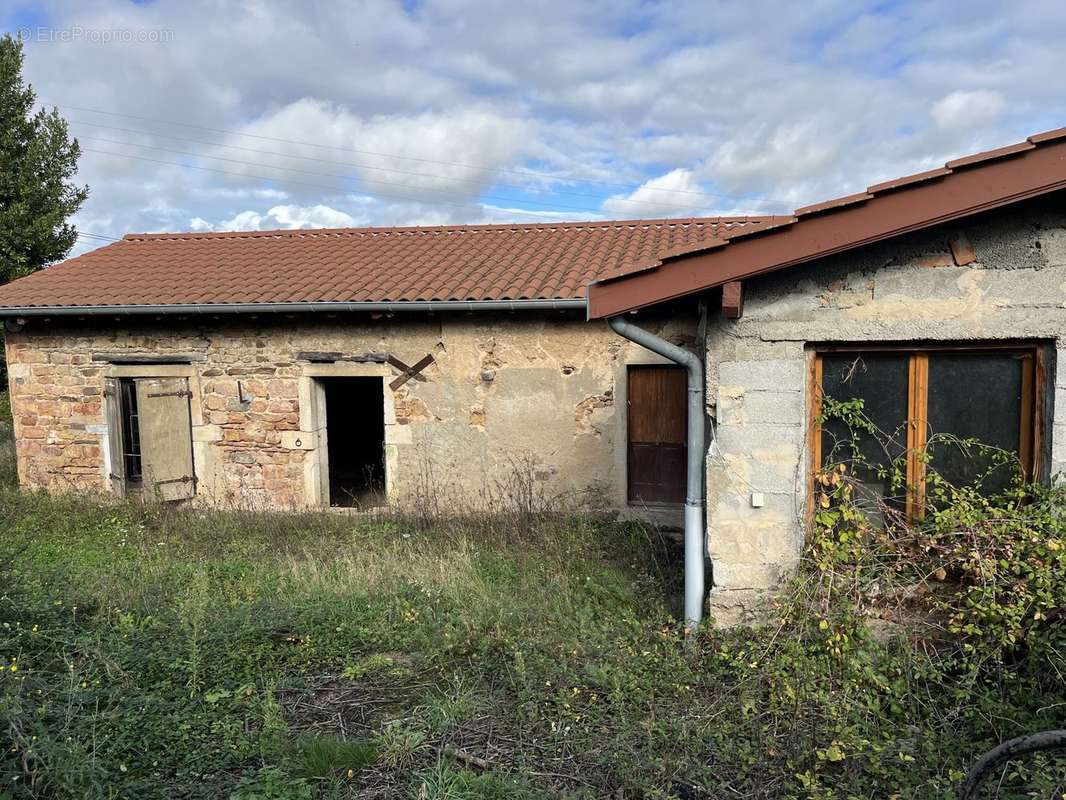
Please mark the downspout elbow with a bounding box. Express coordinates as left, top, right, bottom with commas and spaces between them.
608, 316, 701, 374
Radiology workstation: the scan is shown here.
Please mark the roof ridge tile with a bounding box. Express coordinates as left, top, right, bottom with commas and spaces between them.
121, 214, 777, 243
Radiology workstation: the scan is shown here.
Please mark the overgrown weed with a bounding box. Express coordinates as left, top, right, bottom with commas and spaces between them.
0, 397, 1063, 797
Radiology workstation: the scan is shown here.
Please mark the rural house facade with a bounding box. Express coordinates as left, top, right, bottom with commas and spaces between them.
3, 128, 1066, 622
0, 217, 767, 514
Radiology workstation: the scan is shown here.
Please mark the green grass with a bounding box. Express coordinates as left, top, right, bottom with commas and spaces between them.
0, 485, 683, 799
0, 391, 12, 487
0, 418, 1063, 798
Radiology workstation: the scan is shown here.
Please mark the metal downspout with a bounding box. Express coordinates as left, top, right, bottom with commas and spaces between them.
607, 315, 706, 628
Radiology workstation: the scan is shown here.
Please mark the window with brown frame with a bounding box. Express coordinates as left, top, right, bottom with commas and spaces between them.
810, 344, 1045, 518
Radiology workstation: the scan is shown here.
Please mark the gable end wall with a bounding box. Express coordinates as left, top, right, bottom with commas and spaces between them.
705, 196, 1066, 624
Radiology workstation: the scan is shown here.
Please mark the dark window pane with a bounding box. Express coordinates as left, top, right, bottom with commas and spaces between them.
926, 353, 1025, 495
820, 353, 910, 508
119, 378, 143, 483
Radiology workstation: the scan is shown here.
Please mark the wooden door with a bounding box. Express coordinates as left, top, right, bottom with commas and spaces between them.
627, 365, 687, 504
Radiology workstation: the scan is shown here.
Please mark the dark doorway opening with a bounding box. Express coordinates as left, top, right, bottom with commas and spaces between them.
322, 377, 386, 508
627, 365, 687, 505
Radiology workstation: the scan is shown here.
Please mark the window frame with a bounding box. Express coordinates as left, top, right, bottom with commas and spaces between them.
808, 341, 1047, 519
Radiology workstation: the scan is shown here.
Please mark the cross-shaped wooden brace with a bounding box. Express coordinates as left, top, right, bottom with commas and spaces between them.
387, 353, 435, 391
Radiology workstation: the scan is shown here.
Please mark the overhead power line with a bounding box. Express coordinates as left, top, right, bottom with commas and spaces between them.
68, 118, 752, 213
55, 101, 772, 206
79, 147, 615, 221
77, 134, 726, 216
56, 102, 703, 196
77, 231, 121, 242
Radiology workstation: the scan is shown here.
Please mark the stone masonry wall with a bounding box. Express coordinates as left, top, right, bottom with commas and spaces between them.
5, 310, 698, 513
705, 197, 1066, 624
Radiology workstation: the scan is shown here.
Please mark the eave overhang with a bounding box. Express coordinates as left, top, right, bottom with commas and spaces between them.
587, 128, 1066, 319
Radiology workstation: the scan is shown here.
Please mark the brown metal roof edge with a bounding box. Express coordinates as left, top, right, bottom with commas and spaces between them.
796, 141, 1042, 218
656, 215, 802, 258
795, 191, 874, 217
590, 216, 800, 286
590, 183, 1066, 319
587, 139, 1057, 295
866, 166, 952, 195
587, 128, 1066, 319
945, 140, 1035, 170
1029, 127, 1066, 144
657, 237, 730, 260
738, 178, 1066, 279
594, 258, 664, 284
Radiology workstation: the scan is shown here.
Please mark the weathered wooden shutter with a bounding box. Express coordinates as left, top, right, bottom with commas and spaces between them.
134, 377, 197, 501
312, 379, 330, 506
103, 377, 126, 496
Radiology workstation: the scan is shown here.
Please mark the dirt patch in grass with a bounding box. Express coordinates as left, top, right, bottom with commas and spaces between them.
276, 661, 609, 798
281, 667, 431, 739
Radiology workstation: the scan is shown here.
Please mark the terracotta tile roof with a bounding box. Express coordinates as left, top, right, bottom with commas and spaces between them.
588, 125, 1066, 318
0, 216, 778, 311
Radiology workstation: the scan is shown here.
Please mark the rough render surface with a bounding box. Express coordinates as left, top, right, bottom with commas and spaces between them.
705, 197, 1066, 625
4, 311, 697, 515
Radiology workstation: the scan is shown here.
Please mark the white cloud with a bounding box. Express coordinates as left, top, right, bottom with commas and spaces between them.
216, 211, 265, 231
201, 187, 289, 201
931, 89, 1006, 129
216, 204, 362, 232
209, 99, 533, 200
477, 205, 602, 225
702, 120, 845, 203
602, 169, 714, 218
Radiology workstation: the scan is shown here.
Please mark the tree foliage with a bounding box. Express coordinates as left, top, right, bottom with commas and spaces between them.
0, 33, 87, 283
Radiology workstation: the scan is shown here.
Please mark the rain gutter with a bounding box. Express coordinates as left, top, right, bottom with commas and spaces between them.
0, 299, 588, 318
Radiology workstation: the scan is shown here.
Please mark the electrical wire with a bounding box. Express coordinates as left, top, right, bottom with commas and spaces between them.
78, 134, 714, 216
77, 231, 121, 242
56, 102, 718, 198
56, 101, 784, 210
79, 147, 611, 221
68, 118, 762, 213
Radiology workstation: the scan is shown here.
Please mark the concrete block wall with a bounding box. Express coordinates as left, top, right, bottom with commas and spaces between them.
5, 309, 698, 514
705, 197, 1066, 624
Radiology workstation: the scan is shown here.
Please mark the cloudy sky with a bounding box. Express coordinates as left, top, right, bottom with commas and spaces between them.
3, 0, 1064, 255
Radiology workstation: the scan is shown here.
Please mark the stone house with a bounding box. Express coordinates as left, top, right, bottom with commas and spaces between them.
2, 128, 1066, 623
0, 216, 775, 515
